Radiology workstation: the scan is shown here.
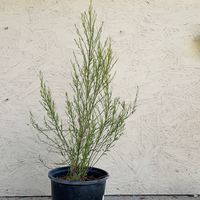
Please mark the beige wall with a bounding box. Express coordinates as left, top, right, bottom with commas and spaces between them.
1, 0, 200, 196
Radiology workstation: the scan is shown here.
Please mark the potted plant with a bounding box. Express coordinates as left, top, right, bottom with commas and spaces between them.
30, 1, 138, 200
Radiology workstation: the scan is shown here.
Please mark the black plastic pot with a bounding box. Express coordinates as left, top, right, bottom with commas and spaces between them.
48, 166, 109, 200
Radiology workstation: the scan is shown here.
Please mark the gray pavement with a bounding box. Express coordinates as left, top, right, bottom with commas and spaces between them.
0, 196, 200, 200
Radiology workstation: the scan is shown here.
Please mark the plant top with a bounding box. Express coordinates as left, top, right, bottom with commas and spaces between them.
30, 2, 138, 181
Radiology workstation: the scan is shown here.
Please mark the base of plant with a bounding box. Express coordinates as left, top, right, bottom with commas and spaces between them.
57, 174, 109, 182
48, 166, 109, 200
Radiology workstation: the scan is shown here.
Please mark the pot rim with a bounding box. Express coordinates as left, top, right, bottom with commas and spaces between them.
48, 166, 109, 186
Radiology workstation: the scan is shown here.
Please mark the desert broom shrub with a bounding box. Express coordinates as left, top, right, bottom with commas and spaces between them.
30, 1, 138, 181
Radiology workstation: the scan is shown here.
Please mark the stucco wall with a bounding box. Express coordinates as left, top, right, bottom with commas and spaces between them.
1, 0, 200, 196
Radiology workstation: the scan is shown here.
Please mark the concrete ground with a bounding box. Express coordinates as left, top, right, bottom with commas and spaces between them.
0, 196, 200, 200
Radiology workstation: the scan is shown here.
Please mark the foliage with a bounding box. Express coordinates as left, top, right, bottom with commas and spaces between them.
30, 1, 138, 181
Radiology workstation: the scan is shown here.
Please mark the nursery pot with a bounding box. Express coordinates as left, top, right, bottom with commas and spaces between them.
48, 166, 109, 200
